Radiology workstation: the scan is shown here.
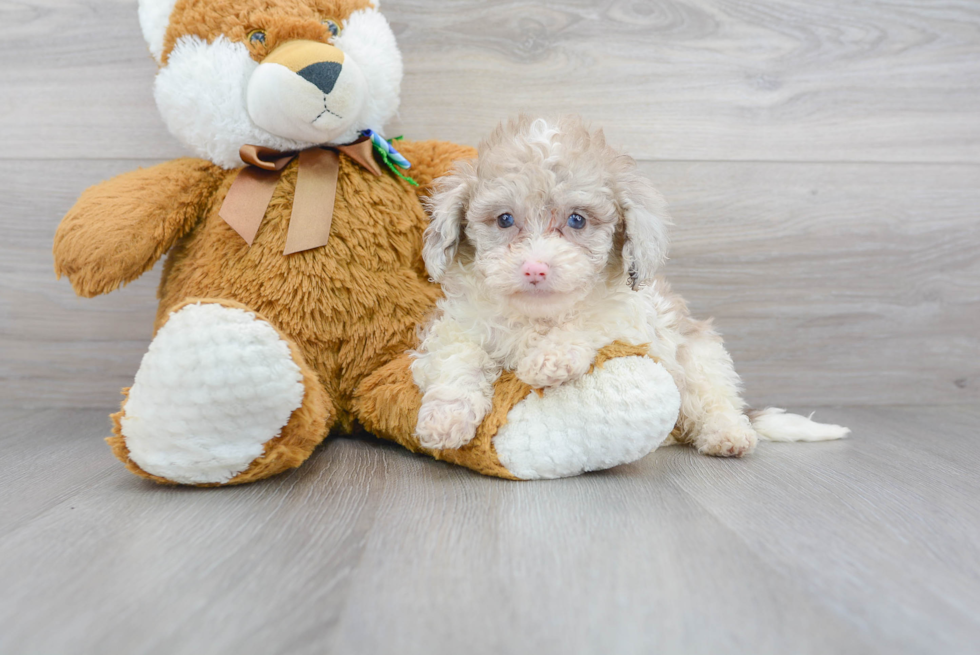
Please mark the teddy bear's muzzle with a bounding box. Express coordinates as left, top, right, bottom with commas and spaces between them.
246, 39, 367, 145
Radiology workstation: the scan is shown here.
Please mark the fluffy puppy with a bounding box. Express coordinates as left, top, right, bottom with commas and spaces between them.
412, 115, 849, 454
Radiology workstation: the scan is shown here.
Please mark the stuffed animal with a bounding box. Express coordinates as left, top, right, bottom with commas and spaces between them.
52, 0, 681, 486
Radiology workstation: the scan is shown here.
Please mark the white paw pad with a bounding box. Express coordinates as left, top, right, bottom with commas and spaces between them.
493, 356, 680, 480
121, 303, 305, 484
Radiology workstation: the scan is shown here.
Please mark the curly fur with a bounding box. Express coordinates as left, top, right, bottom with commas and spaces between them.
413, 115, 850, 454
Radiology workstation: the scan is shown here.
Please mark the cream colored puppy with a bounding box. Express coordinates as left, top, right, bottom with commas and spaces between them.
412, 115, 848, 455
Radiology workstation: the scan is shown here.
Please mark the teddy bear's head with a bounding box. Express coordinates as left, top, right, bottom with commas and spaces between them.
139, 0, 402, 168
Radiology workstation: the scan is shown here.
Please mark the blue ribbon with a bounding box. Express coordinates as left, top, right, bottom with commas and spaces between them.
362, 129, 418, 186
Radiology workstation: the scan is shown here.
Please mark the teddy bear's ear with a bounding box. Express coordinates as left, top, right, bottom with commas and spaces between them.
138, 0, 179, 63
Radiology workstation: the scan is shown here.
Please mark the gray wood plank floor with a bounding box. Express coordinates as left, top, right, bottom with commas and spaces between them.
1, 405, 978, 655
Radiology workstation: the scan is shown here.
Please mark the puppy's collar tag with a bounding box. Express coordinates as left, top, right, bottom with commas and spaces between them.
219, 135, 388, 255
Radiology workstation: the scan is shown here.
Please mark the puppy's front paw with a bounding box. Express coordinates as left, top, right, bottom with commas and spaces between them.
516, 344, 594, 389
696, 413, 758, 458
415, 397, 482, 450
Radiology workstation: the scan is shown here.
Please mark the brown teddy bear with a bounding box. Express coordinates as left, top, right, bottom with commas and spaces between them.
52, 0, 681, 486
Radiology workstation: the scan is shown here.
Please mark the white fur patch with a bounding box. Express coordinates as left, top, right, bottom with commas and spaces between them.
526, 117, 558, 144
138, 0, 178, 63
333, 8, 403, 137
750, 408, 851, 442
121, 303, 305, 485
493, 357, 680, 480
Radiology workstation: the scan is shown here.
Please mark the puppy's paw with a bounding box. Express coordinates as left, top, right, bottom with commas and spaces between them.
516, 344, 595, 389
415, 397, 483, 450
696, 413, 758, 458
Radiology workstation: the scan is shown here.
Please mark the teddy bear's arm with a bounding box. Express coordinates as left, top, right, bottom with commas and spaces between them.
396, 140, 477, 198
54, 158, 225, 298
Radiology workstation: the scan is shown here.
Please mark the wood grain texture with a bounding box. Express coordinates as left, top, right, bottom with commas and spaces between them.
4, 158, 976, 407
2, 0, 979, 161
0, 159, 163, 406
648, 160, 980, 407
1, 405, 979, 654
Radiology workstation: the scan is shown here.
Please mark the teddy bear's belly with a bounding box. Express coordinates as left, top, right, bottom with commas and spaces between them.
155, 167, 442, 419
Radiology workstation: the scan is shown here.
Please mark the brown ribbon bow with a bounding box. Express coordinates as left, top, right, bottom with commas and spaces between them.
218, 137, 382, 255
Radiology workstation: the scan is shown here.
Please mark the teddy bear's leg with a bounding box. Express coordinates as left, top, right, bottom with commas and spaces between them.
490, 349, 681, 480
106, 299, 332, 486
353, 343, 680, 480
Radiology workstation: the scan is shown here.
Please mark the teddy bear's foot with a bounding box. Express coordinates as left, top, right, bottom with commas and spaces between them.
492, 356, 680, 480
109, 300, 331, 486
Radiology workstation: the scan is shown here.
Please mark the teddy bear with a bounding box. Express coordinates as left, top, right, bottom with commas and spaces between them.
52, 0, 681, 486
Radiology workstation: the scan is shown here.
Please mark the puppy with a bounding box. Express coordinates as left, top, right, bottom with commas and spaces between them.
411, 115, 849, 455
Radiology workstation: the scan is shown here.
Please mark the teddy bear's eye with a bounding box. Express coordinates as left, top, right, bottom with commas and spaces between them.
322, 19, 341, 38
496, 213, 515, 229
567, 213, 586, 230
248, 30, 267, 46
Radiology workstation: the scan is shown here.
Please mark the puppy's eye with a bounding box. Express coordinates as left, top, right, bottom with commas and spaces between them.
496, 213, 515, 229
322, 19, 342, 37
567, 213, 586, 230
248, 30, 267, 46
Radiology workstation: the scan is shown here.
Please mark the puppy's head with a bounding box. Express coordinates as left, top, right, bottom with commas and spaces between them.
424, 115, 670, 318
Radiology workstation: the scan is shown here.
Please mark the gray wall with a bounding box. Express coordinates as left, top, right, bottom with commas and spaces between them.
2, 0, 978, 408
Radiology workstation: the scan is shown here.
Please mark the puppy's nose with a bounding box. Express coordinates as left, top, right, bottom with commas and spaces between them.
522, 261, 550, 284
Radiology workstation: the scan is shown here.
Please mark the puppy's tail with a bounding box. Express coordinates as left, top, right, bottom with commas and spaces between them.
748, 408, 850, 442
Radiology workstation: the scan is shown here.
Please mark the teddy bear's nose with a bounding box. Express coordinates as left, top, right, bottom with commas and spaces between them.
247, 38, 366, 144
261, 39, 345, 80
297, 62, 343, 95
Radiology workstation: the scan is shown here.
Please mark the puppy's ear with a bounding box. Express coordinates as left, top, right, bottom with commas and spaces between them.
423, 169, 471, 283
619, 172, 671, 288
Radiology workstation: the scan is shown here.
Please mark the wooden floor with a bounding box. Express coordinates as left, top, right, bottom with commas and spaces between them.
1, 405, 979, 654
